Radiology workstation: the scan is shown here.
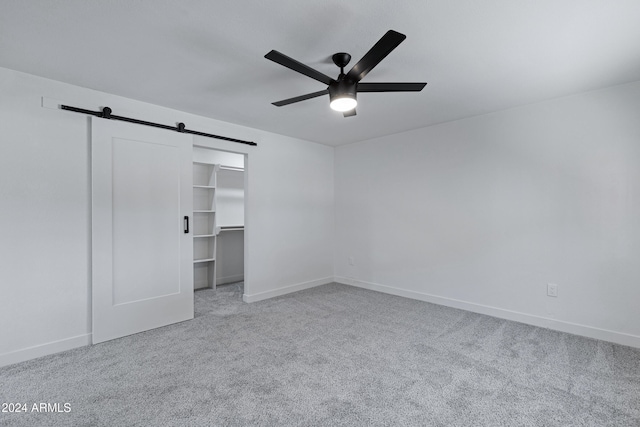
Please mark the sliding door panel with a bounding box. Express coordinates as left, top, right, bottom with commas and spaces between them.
92, 118, 193, 344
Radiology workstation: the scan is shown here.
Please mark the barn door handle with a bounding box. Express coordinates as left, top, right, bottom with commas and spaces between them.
184, 216, 189, 234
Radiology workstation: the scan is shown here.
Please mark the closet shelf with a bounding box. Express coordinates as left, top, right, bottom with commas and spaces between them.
193, 257, 215, 264
193, 210, 215, 213
194, 234, 216, 238
193, 185, 216, 189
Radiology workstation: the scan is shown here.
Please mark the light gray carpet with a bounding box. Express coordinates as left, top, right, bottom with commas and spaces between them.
1, 282, 639, 426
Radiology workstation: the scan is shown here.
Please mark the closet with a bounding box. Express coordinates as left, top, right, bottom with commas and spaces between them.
192, 147, 245, 290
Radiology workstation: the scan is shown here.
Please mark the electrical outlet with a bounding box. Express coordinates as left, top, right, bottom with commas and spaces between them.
348, 256, 355, 266
547, 283, 558, 297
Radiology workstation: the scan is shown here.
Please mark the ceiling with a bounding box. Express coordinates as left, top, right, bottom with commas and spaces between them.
1, 1, 640, 146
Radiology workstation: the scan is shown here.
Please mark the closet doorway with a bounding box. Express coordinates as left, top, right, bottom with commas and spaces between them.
192, 147, 245, 291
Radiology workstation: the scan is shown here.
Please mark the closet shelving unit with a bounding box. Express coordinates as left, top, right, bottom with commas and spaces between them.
192, 162, 220, 289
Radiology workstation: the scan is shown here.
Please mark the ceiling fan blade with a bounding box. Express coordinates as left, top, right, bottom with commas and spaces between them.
343, 109, 357, 117
345, 30, 406, 82
272, 89, 329, 107
265, 50, 335, 86
357, 82, 427, 92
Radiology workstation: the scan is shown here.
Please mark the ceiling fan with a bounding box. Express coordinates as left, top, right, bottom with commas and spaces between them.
265, 30, 427, 117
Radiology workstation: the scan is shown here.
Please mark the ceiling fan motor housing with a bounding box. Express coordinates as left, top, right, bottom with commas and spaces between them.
329, 79, 357, 103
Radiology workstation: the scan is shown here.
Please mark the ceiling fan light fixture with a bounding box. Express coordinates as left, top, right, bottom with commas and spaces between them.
330, 95, 357, 112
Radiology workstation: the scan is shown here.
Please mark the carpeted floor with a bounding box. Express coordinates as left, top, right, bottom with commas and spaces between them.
1, 282, 639, 426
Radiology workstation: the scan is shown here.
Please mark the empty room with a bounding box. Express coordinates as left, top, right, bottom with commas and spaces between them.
1, 1, 639, 426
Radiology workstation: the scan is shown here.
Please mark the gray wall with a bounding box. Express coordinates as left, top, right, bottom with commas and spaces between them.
334, 80, 640, 347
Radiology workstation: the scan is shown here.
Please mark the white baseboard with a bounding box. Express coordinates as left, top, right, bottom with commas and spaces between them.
217, 274, 245, 286
0, 334, 92, 368
334, 276, 640, 349
243, 277, 334, 303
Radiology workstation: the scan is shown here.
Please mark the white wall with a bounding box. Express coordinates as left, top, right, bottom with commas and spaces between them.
216, 168, 245, 227
334, 80, 640, 347
0, 66, 334, 366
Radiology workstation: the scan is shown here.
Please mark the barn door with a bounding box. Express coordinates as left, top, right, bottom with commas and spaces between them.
91, 118, 193, 344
